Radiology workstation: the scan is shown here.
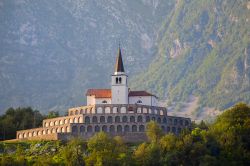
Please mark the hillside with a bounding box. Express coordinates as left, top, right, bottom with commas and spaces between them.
130, 0, 250, 119
0, 0, 249, 119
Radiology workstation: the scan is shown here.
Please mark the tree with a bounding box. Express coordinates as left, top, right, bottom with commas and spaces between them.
146, 121, 163, 143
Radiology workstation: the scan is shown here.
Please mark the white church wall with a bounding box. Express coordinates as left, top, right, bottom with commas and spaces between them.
95, 98, 111, 104
129, 96, 158, 106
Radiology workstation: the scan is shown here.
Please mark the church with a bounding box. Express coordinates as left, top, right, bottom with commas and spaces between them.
16, 47, 191, 142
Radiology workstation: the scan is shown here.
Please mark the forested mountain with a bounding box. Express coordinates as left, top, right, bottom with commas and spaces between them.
0, 0, 249, 118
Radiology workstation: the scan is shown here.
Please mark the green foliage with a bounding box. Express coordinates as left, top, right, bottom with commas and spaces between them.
0, 107, 45, 140
0, 103, 250, 165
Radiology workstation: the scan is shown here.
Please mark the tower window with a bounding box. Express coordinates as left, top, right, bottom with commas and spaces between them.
116, 77, 119, 84
119, 77, 122, 84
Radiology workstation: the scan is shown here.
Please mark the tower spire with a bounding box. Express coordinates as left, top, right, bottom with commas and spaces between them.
114, 45, 125, 73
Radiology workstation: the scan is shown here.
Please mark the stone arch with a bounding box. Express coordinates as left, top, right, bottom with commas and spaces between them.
180, 120, 183, 126
157, 117, 161, 123
85, 116, 90, 123
42, 130, 46, 135
87, 125, 92, 132
107, 116, 113, 123
137, 116, 143, 122
72, 126, 78, 133
117, 125, 122, 132
50, 121, 54, 126
139, 125, 145, 132
74, 117, 78, 123
174, 119, 178, 125
70, 118, 73, 123
62, 127, 65, 133
120, 107, 126, 113
124, 125, 130, 132
172, 127, 176, 133
32, 131, 36, 137
122, 116, 128, 122
146, 116, 150, 122
97, 107, 103, 114
45, 122, 49, 127
102, 125, 107, 132
59, 120, 63, 125
130, 116, 135, 123
75, 110, 79, 115
163, 117, 167, 124
64, 119, 68, 124
132, 125, 137, 132
113, 107, 118, 113
92, 116, 98, 123
57, 128, 61, 133
95, 125, 100, 132
66, 126, 70, 132
105, 107, 111, 114
47, 129, 51, 134
167, 126, 170, 132
38, 131, 42, 136
24, 133, 27, 138
100, 116, 105, 123
115, 116, 120, 123
110, 125, 115, 132
80, 126, 85, 133
79, 117, 83, 123
52, 128, 56, 133
18, 133, 22, 139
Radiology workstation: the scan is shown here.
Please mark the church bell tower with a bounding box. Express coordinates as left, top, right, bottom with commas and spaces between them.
111, 46, 128, 104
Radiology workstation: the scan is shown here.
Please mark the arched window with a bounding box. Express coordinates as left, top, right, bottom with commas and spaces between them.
157, 117, 161, 123
137, 116, 143, 122
130, 116, 135, 123
72, 126, 78, 133
100, 116, 105, 123
146, 116, 150, 122
87, 126, 93, 132
75, 110, 79, 115
105, 107, 111, 113
115, 116, 120, 123
137, 100, 142, 104
122, 116, 128, 122
172, 127, 176, 133
110, 125, 115, 132
95, 126, 100, 132
92, 116, 98, 123
80, 126, 85, 133
102, 125, 107, 132
174, 119, 178, 125
139, 125, 145, 132
119, 77, 122, 84
102, 100, 107, 104
124, 125, 130, 132
107, 116, 113, 123
117, 125, 122, 132
132, 125, 137, 132
163, 117, 167, 124
85, 116, 90, 123
116, 77, 119, 84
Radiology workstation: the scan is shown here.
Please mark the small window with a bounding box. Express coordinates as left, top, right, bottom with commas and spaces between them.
119, 77, 122, 84
116, 77, 119, 84
102, 100, 107, 103
137, 100, 142, 104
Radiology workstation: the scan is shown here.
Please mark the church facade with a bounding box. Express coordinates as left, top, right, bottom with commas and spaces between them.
16, 48, 191, 142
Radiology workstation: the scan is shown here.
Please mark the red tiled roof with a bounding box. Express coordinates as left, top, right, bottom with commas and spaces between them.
128, 91, 156, 97
86, 89, 111, 98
